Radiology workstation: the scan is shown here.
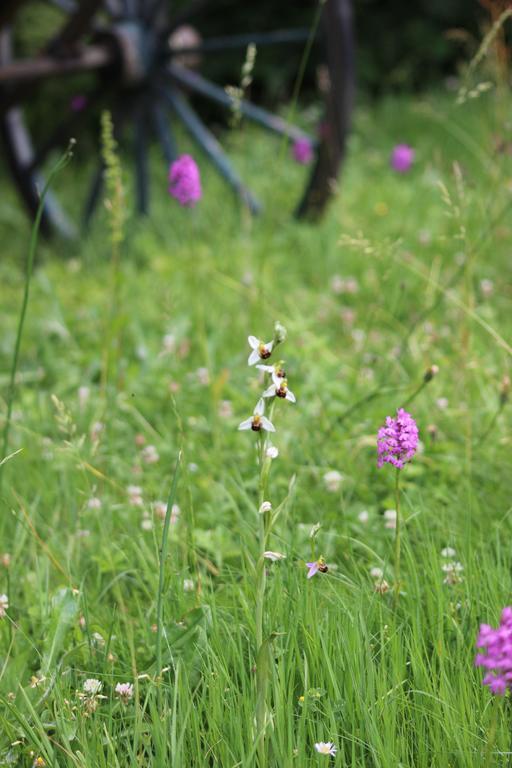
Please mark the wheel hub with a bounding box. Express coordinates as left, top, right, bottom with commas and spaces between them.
104, 21, 159, 85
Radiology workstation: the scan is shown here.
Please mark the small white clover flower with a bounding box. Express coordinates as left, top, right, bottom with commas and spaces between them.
127, 485, 144, 506
323, 470, 343, 493
78, 386, 90, 409
441, 547, 456, 558
314, 741, 337, 756
259, 501, 272, 514
87, 497, 102, 510
162, 333, 176, 354
141, 514, 153, 531
263, 551, 286, 561
90, 421, 104, 442
384, 509, 397, 529
183, 578, 195, 592
480, 278, 494, 298
248, 335, 273, 366
370, 566, 384, 580
154, 501, 167, 520
262, 376, 296, 403
91, 632, 105, 648
218, 400, 233, 419
330, 274, 344, 294
196, 367, 210, 386
442, 561, 464, 585
274, 321, 287, 344
238, 399, 275, 433
83, 678, 102, 695
0, 594, 9, 618
115, 682, 134, 702
266, 445, 279, 459
141, 445, 159, 464
358, 510, 369, 523
374, 578, 390, 594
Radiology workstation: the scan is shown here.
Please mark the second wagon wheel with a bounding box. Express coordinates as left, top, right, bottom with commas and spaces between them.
0, 0, 355, 237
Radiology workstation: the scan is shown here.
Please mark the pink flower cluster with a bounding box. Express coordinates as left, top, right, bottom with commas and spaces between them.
390, 144, 415, 173
168, 154, 202, 207
292, 138, 313, 165
377, 408, 419, 469
475, 607, 512, 695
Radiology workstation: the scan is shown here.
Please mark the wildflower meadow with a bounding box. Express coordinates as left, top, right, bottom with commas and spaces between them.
1, 32, 512, 768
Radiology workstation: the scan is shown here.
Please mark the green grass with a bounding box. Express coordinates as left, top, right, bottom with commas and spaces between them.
1, 89, 512, 767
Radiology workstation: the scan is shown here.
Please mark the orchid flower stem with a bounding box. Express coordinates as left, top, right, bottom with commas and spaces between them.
394, 468, 401, 608
254, 396, 275, 767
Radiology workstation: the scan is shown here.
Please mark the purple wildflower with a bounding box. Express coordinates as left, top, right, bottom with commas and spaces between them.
292, 138, 313, 165
168, 154, 202, 207
70, 94, 87, 113
391, 144, 415, 173
475, 607, 512, 695
377, 409, 419, 469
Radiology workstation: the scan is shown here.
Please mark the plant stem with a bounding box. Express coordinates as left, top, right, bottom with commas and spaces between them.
0, 142, 75, 497
484, 699, 499, 767
155, 451, 181, 711
254, 402, 275, 767
394, 468, 401, 607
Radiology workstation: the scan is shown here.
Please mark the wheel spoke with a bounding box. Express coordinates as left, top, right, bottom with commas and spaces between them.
44, 0, 76, 13
47, 0, 104, 53
167, 63, 316, 147
1, 107, 75, 237
0, 45, 111, 87
151, 100, 177, 165
170, 28, 312, 55
162, 86, 260, 214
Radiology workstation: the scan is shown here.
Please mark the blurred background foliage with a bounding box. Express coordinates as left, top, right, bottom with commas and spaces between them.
182, 0, 484, 96
14, 0, 488, 99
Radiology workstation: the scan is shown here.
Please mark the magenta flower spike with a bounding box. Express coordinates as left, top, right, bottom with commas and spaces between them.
168, 154, 202, 207
391, 144, 415, 173
292, 138, 313, 165
377, 408, 419, 470
475, 607, 512, 695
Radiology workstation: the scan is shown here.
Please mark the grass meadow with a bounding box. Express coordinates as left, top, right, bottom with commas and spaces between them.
1, 88, 512, 766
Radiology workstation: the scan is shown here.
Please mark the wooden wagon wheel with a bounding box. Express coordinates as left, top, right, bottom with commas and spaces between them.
0, 0, 354, 237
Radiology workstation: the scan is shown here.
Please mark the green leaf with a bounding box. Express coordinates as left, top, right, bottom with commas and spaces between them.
41, 588, 78, 676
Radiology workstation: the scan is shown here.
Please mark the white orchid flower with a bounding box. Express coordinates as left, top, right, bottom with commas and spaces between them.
263, 551, 286, 561
256, 362, 287, 381
262, 377, 296, 403
238, 398, 276, 432
248, 336, 273, 366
